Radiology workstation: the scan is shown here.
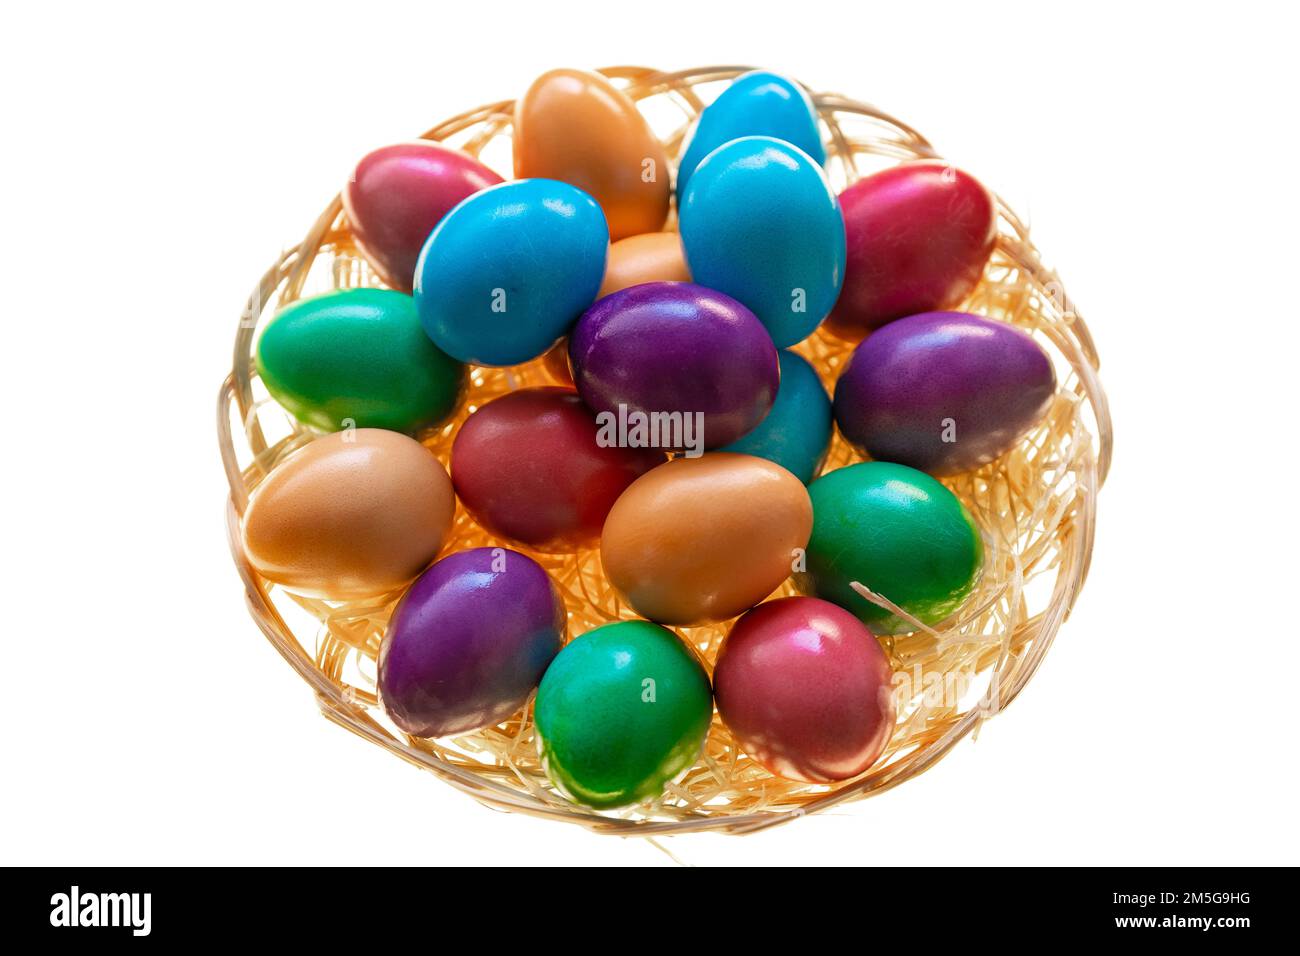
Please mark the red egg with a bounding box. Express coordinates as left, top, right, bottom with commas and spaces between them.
714, 596, 896, 782
343, 142, 503, 292
826, 161, 997, 341
451, 388, 664, 552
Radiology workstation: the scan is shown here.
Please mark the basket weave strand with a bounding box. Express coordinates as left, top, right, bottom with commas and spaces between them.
217, 65, 1111, 835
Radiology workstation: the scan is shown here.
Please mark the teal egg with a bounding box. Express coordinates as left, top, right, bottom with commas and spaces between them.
255, 288, 463, 434
720, 350, 832, 483
676, 70, 824, 198
679, 136, 845, 348
414, 179, 608, 366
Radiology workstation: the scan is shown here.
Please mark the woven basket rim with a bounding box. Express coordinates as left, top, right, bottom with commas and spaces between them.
217, 64, 1112, 836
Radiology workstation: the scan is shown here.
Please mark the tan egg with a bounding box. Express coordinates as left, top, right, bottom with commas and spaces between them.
241, 429, 454, 600
514, 68, 670, 241
598, 232, 691, 297
601, 453, 812, 626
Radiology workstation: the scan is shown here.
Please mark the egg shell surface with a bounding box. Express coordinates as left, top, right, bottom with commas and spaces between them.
680, 136, 845, 347
534, 620, 712, 808
415, 179, 608, 366
241, 429, 454, 600
600, 452, 812, 626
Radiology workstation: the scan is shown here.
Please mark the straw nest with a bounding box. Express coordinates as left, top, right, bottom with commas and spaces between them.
217, 65, 1112, 836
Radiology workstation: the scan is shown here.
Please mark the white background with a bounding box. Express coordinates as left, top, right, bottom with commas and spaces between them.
2, 1, 1297, 866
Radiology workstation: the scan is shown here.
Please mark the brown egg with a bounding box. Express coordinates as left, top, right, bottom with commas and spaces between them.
514, 68, 670, 241
601, 453, 812, 626
241, 429, 454, 600
598, 232, 691, 297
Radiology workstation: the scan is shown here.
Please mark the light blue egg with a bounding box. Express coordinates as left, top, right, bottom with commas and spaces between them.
414, 179, 607, 366
676, 71, 825, 198
720, 350, 832, 483
679, 136, 845, 348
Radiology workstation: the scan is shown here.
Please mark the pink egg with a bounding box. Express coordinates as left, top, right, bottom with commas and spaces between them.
343, 142, 503, 292
826, 161, 997, 341
714, 596, 895, 782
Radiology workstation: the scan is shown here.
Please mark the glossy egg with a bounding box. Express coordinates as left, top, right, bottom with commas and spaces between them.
451, 388, 664, 551
378, 547, 565, 738
256, 288, 463, 434
715, 596, 895, 782
241, 429, 454, 600
598, 231, 690, 297
676, 70, 824, 198
415, 179, 608, 366
680, 136, 845, 347
569, 282, 779, 451
534, 620, 712, 808
719, 349, 832, 483
343, 142, 503, 292
514, 68, 669, 241
795, 462, 983, 634
827, 161, 997, 340
835, 311, 1057, 475
601, 453, 812, 626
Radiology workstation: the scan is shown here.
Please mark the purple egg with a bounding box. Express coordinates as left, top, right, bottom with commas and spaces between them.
569, 281, 779, 450
834, 311, 1057, 476
378, 547, 565, 737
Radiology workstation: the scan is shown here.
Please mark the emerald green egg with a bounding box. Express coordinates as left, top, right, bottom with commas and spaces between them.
534, 620, 713, 809
794, 461, 983, 635
256, 288, 464, 434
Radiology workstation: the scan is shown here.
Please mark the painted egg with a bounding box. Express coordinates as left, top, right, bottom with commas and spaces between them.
676, 70, 824, 198
378, 547, 565, 738
514, 68, 669, 241
827, 161, 997, 340
241, 429, 454, 600
414, 179, 608, 366
343, 141, 503, 292
601, 453, 812, 626
835, 311, 1057, 475
719, 349, 832, 484
680, 136, 845, 347
569, 282, 779, 451
451, 387, 664, 552
535, 620, 712, 808
256, 288, 463, 434
795, 461, 983, 635
715, 596, 895, 782
598, 231, 690, 297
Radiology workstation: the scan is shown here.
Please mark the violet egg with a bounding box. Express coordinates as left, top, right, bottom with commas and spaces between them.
569, 281, 779, 451
834, 311, 1056, 476
378, 547, 565, 738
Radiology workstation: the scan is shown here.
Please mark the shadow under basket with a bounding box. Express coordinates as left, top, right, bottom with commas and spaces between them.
216, 65, 1113, 836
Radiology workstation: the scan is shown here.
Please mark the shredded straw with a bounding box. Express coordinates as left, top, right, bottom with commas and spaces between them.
216, 65, 1112, 835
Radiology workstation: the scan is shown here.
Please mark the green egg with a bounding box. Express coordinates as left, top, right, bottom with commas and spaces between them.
794, 461, 983, 635
256, 288, 464, 434
534, 620, 713, 809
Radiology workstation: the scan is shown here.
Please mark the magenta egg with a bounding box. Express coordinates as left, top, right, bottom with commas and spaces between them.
343, 142, 503, 292
714, 596, 895, 782
569, 281, 779, 451
826, 161, 997, 340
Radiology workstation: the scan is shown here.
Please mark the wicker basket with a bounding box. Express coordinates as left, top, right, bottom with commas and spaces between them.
216, 65, 1112, 836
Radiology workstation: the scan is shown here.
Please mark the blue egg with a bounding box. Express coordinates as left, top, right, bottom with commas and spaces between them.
720, 350, 832, 483
679, 136, 845, 348
676, 71, 825, 198
414, 179, 608, 366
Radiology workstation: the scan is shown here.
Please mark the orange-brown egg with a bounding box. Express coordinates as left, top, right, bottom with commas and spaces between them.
514, 68, 670, 241
600, 453, 812, 626
241, 429, 454, 600
598, 231, 691, 297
